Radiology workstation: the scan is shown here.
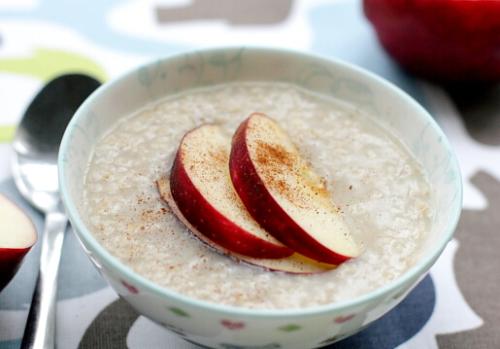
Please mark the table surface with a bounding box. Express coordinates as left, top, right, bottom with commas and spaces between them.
1, 1, 499, 348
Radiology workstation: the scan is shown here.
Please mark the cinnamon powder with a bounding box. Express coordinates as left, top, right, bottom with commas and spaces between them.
254, 140, 328, 208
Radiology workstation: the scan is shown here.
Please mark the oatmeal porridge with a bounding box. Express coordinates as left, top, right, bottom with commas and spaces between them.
82, 82, 432, 309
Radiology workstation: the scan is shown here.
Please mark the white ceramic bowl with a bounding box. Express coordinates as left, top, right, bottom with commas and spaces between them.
59, 47, 462, 349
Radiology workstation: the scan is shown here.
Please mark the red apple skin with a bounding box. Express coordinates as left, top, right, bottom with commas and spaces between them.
169, 137, 293, 259
0, 247, 30, 290
0, 195, 36, 291
364, 0, 500, 82
158, 178, 334, 274
229, 116, 352, 265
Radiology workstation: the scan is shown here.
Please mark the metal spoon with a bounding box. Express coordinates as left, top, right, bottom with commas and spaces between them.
11, 74, 100, 349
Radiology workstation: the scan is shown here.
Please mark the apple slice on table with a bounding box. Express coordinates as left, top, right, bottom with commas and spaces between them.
230, 113, 361, 265
157, 178, 333, 274
168, 124, 292, 259
0, 194, 37, 290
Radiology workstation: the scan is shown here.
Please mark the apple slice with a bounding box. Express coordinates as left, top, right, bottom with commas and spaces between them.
157, 178, 333, 274
0, 194, 37, 290
230, 113, 361, 265
168, 124, 292, 259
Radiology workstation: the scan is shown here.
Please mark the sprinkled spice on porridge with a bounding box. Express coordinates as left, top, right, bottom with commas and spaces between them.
83, 82, 432, 309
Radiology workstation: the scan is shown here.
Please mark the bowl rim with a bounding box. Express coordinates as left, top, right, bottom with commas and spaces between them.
59, 46, 463, 318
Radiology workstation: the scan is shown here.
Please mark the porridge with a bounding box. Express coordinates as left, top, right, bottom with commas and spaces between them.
83, 82, 432, 309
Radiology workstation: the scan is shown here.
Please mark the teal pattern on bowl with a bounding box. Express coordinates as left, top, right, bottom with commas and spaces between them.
58, 47, 462, 349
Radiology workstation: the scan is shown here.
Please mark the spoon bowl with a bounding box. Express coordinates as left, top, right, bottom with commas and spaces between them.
12, 75, 101, 213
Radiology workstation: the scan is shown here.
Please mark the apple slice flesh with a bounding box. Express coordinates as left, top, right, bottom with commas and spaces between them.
0, 194, 37, 290
157, 178, 334, 274
169, 125, 292, 259
230, 113, 361, 265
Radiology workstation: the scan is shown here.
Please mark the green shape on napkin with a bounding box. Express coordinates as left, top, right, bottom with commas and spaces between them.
0, 48, 107, 82
0, 125, 15, 143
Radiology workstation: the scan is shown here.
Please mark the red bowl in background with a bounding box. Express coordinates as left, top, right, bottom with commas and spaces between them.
364, 0, 500, 82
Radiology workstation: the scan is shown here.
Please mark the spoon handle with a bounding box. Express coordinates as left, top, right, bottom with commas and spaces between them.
21, 209, 68, 349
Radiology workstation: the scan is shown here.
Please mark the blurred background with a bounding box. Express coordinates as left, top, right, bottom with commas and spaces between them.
0, 0, 499, 348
